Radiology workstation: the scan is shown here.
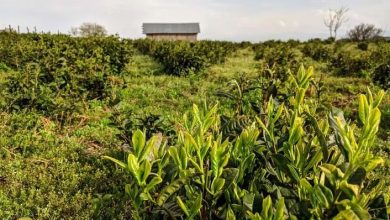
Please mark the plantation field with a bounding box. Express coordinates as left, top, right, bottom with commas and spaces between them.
0, 32, 389, 219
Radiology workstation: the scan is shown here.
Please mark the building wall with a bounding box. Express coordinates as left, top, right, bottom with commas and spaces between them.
146, 33, 197, 41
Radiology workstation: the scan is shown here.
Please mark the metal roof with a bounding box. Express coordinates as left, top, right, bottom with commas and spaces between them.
142, 23, 200, 34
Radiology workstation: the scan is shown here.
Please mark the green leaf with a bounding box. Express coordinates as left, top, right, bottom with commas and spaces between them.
179, 147, 188, 170
358, 95, 367, 124
372, 90, 384, 108
102, 156, 127, 169
140, 192, 153, 201
313, 185, 329, 208
288, 116, 304, 146
333, 209, 360, 220
145, 176, 162, 192
184, 132, 198, 152
333, 202, 370, 220
139, 135, 156, 162
304, 150, 322, 174
365, 157, 384, 172
189, 193, 203, 219
169, 147, 182, 169
141, 160, 151, 184
211, 139, 230, 178
192, 104, 202, 125
256, 116, 271, 138
132, 130, 145, 158
273, 104, 284, 123
176, 196, 190, 216
296, 88, 306, 106
261, 195, 272, 219
243, 193, 255, 211
299, 178, 313, 192
367, 87, 374, 107
238, 154, 255, 182
274, 197, 285, 220
127, 154, 141, 185
287, 164, 300, 183
226, 206, 236, 220
340, 180, 360, 198
319, 184, 334, 206
157, 178, 187, 206
306, 112, 328, 160
211, 177, 225, 194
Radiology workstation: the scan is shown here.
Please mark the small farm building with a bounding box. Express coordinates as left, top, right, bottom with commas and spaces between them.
142, 23, 200, 41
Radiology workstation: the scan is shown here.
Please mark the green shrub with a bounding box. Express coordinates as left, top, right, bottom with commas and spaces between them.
104, 66, 388, 219
372, 63, 390, 90
134, 39, 238, 76
331, 52, 373, 76
301, 43, 332, 61
254, 42, 303, 81
357, 42, 369, 51
0, 32, 133, 120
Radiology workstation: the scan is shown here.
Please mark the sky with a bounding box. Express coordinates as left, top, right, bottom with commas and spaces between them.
1, 0, 389, 42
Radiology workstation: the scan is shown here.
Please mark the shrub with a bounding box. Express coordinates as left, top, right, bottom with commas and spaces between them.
372, 63, 390, 90
104, 66, 388, 219
357, 42, 369, 51
134, 39, 238, 76
331, 52, 373, 76
301, 43, 332, 61
0, 32, 134, 119
254, 42, 303, 81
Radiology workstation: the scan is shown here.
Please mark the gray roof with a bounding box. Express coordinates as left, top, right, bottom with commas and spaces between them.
142, 23, 200, 34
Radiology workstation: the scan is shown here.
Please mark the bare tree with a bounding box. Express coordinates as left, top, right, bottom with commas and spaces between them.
70, 23, 107, 37
324, 7, 349, 40
324, 11, 335, 39
69, 27, 79, 36
348, 23, 383, 41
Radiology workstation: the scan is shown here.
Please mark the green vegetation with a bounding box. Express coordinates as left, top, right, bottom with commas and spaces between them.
134, 39, 238, 76
0, 31, 388, 219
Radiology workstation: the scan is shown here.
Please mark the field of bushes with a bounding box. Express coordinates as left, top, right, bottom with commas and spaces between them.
0, 31, 389, 219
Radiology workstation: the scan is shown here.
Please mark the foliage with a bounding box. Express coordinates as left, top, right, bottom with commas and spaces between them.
301, 43, 332, 61
0, 32, 133, 119
105, 66, 388, 219
330, 51, 373, 77
357, 42, 369, 51
372, 63, 390, 90
253, 42, 302, 80
134, 39, 238, 76
0, 31, 389, 219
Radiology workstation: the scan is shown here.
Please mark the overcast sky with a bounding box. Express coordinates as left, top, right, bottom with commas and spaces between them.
1, 0, 389, 41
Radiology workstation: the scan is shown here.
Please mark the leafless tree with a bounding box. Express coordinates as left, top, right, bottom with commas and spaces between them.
324, 7, 349, 40
348, 23, 383, 41
69, 27, 79, 36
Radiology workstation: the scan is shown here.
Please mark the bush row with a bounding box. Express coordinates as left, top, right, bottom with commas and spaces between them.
253, 39, 390, 89
134, 39, 238, 76
0, 32, 134, 118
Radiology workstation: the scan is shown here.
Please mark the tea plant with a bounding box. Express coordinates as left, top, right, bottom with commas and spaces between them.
134, 39, 238, 76
104, 66, 388, 219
